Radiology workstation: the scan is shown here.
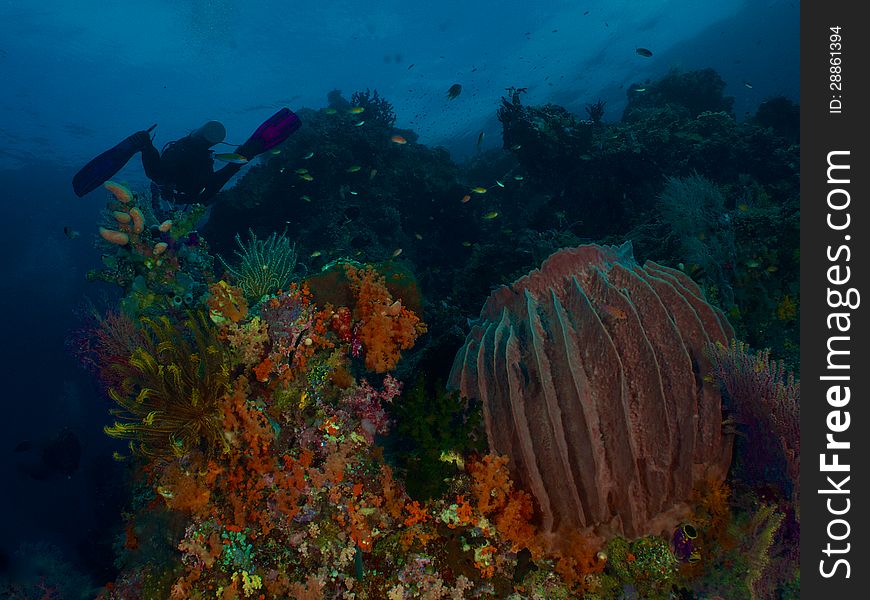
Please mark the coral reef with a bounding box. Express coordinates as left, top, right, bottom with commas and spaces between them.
623, 67, 735, 120
65, 69, 801, 599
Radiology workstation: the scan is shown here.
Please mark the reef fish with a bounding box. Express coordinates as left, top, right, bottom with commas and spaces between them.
447, 83, 463, 100
635, 47, 653, 57
214, 153, 249, 164
391, 135, 408, 144
63, 226, 80, 239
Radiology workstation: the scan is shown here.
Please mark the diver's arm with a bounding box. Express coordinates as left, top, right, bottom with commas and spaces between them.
197, 163, 243, 205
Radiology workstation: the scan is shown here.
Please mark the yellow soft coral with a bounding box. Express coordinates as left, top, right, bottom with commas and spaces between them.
223, 316, 269, 368
231, 570, 263, 597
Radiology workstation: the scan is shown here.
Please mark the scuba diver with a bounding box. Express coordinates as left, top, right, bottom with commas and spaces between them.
137, 119, 247, 206
72, 108, 301, 207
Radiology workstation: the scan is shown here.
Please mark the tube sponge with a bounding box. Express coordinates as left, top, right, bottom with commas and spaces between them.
99, 227, 130, 246
104, 181, 133, 203
113, 211, 132, 224
129, 207, 145, 234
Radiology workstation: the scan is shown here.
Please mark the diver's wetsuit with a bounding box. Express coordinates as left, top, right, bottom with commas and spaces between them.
140, 136, 242, 205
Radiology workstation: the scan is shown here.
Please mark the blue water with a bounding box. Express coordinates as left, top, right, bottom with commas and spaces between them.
0, 0, 799, 595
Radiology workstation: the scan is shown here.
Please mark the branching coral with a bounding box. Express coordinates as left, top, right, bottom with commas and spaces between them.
104, 312, 232, 459
218, 229, 298, 301
350, 88, 397, 127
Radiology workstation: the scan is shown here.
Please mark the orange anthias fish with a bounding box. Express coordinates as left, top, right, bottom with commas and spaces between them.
601, 304, 628, 320
391, 135, 408, 144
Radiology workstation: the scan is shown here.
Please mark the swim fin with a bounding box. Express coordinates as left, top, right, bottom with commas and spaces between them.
72, 124, 156, 197
238, 108, 301, 158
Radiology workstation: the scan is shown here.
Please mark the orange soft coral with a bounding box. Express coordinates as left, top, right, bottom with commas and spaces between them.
468, 454, 513, 516
208, 280, 249, 324
345, 265, 427, 372
158, 461, 212, 515
494, 489, 538, 552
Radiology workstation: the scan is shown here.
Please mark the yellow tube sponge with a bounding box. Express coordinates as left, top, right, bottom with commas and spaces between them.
99, 227, 130, 246
113, 211, 132, 224
129, 207, 145, 234
104, 181, 133, 203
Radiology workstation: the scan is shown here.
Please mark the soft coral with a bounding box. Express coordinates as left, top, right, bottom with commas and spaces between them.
346, 265, 426, 372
